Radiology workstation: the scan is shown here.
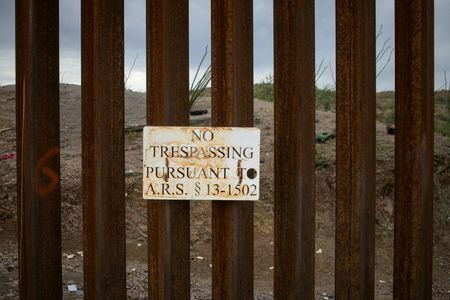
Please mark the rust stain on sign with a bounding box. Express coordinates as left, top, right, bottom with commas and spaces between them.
143, 126, 260, 200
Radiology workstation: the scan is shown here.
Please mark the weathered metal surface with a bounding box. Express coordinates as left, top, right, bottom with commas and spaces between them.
274, 0, 315, 299
147, 0, 191, 298
211, 0, 254, 298
143, 126, 260, 201
335, 0, 376, 298
16, 0, 62, 298
394, 1, 434, 299
81, 0, 126, 298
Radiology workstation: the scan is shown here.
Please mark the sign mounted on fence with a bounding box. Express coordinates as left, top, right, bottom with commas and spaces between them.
143, 126, 260, 200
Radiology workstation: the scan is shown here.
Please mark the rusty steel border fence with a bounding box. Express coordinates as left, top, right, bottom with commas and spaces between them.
15, 0, 434, 299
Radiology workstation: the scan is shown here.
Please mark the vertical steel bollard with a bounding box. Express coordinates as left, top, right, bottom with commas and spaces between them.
274, 0, 316, 299
16, 0, 62, 298
147, 0, 191, 298
335, 0, 376, 298
211, 0, 254, 298
81, 0, 126, 298
394, 1, 434, 299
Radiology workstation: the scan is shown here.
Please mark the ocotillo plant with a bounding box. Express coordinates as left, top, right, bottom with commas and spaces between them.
189, 46, 211, 111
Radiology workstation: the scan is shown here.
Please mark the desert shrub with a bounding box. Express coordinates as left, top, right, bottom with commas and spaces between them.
375, 92, 395, 124
376, 140, 392, 161
376, 92, 395, 110
254, 75, 274, 102
435, 120, 450, 137
316, 86, 336, 111
253, 75, 338, 110
315, 153, 331, 169
377, 108, 395, 124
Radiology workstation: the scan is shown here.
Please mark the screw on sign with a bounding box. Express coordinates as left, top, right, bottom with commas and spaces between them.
34, 147, 59, 197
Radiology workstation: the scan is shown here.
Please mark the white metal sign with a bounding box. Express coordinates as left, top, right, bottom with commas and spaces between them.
143, 126, 260, 200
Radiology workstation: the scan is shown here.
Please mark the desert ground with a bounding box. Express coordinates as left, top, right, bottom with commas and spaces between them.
1, 84, 449, 299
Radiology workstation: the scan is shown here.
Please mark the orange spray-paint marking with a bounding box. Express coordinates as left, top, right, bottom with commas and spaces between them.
35, 147, 59, 197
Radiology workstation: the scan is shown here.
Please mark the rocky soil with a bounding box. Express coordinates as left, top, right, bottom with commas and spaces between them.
1, 84, 449, 299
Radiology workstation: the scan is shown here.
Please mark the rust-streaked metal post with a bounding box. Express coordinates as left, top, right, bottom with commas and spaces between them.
16, 0, 61, 298
394, 1, 434, 298
335, 0, 376, 298
81, 0, 126, 298
274, 0, 315, 299
211, 0, 254, 298
146, 0, 190, 298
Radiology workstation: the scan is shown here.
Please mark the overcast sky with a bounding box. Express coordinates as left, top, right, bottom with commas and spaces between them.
1, 0, 449, 91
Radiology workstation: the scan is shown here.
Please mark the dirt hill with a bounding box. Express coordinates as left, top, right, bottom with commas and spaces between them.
1, 84, 449, 299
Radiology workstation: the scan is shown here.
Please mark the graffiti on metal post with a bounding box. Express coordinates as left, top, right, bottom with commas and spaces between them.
35, 147, 59, 197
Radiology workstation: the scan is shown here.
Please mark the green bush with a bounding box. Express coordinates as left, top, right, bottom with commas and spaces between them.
316, 86, 336, 111
253, 75, 338, 109
315, 153, 331, 169
377, 108, 395, 124
435, 120, 450, 137
254, 75, 274, 102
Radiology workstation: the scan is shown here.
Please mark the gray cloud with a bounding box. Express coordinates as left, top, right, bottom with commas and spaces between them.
0, 0, 15, 84
1, 0, 449, 91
